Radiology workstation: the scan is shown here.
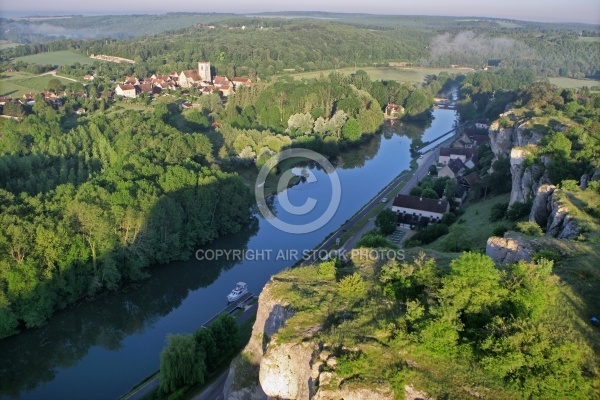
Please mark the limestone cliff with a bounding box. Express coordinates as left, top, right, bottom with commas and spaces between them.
528, 185, 581, 239
488, 118, 550, 206
223, 277, 397, 399
224, 282, 295, 400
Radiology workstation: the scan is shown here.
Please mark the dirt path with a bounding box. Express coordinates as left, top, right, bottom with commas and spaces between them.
38, 69, 78, 82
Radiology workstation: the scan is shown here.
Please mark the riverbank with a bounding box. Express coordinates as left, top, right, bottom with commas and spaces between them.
120, 296, 258, 400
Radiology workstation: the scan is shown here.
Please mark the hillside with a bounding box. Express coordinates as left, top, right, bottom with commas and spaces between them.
220, 76, 600, 400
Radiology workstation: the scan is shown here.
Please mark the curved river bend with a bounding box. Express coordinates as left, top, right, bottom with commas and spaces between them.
0, 110, 457, 400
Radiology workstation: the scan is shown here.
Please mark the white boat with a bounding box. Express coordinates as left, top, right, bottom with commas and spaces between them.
227, 282, 248, 302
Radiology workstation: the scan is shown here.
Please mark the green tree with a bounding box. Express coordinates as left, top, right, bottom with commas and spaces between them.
341, 118, 361, 142
338, 273, 367, 304
160, 334, 206, 394
375, 209, 397, 235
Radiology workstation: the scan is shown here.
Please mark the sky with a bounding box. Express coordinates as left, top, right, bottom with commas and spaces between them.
0, 0, 599, 24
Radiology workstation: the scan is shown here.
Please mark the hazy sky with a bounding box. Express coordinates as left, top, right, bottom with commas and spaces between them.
1, 0, 599, 24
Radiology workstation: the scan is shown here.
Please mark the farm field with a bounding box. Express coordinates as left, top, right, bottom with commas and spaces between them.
577, 36, 600, 43
0, 40, 20, 50
0, 72, 79, 97
13, 50, 97, 66
290, 66, 469, 84
548, 76, 600, 89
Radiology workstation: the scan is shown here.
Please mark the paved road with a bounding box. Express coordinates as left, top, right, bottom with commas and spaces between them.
340, 147, 440, 252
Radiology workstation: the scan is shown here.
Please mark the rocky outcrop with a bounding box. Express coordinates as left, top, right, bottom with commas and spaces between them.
509, 148, 536, 206
580, 174, 590, 190
528, 186, 581, 239
529, 184, 556, 227
546, 195, 580, 239
489, 124, 513, 156
488, 120, 546, 158
486, 233, 534, 264
223, 280, 401, 400
259, 341, 319, 399
224, 282, 295, 400
591, 169, 600, 182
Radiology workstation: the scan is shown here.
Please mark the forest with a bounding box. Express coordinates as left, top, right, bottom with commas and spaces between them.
2, 15, 599, 80
0, 98, 253, 339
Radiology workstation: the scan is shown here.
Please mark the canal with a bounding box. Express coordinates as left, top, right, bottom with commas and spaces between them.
0, 109, 457, 400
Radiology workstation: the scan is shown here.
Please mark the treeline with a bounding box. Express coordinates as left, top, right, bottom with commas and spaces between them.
213, 71, 442, 163
455, 68, 538, 121
0, 104, 252, 338
422, 29, 600, 78
159, 313, 239, 396
2, 19, 428, 79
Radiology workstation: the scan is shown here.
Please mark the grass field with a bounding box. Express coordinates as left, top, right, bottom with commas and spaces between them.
577, 36, 600, 43
0, 40, 19, 50
426, 193, 513, 252
13, 50, 96, 66
0, 72, 78, 97
548, 77, 600, 89
290, 66, 470, 84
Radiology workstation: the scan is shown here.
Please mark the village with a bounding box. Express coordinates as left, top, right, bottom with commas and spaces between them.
390, 124, 490, 230
0, 60, 253, 116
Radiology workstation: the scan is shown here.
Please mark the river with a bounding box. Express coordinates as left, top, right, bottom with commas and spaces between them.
0, 109, 457, 400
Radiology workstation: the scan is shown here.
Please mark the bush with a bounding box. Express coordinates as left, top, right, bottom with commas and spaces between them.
532, 250, 561, 263
490, 202, 508, 222
516, 221, 543, 236
317, 261, 336, 280
409, 223, 449, 245
507, 201, 532, 221
356, 233, 398, 249
441, 212, 457, 226
338, 273, 367, 304
492, 225, 509, 237
560, 179, 579, 191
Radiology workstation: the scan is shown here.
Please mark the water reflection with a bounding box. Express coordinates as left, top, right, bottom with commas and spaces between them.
0, 220, 259, 399
0, 110, 457, 400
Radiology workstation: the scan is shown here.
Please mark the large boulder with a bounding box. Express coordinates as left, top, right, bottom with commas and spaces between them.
486, 233, 534, 264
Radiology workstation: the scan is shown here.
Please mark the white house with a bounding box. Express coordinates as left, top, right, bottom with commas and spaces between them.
438, 147, 477, 166
392, 194, 449, 227
115, 84, 137, 98
475, 118, 490, 130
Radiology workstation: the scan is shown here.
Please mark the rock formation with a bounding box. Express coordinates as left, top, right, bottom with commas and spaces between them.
224, 280, 397, 399
528, 185, 580, 239
486, 232, 534, 264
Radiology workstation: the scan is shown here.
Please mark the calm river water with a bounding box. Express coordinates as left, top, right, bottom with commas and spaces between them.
0, 109, 457, 400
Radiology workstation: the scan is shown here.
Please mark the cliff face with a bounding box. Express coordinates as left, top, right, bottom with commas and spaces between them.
224, 279, 396, 400
529, 185, 581, 239
224, 283, 295, 400
488, 119, 550, 206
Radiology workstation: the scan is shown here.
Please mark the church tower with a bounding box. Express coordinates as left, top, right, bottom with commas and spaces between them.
198, 61, 211, 83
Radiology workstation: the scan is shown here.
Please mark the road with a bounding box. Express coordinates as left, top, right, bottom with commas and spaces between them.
302, 145, 442, 264
38, 69, 78, 82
